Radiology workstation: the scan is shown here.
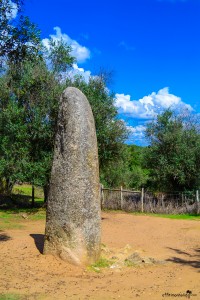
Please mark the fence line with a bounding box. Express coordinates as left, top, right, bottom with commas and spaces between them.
101, 185, 200, 215
102, 187, 141, 193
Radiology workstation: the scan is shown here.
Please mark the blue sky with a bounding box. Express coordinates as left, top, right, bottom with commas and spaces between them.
20, 0, 200, 145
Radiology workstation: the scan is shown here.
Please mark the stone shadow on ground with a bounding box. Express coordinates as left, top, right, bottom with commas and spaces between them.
166, 247, 200, 271
0, 231, 11, 242
30, 234, 44, 254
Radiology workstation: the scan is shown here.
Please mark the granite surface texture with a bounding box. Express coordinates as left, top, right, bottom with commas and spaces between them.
43, 87, 101, 265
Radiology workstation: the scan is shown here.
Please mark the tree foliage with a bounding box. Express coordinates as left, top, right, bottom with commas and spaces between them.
0, 1, 75, 192
0, 98, 29, 192
144, 109, 200, 191
47, 38, 74, 74
0, 1, 129, 193
0, 0, 41, 69
126, 145, 149, 189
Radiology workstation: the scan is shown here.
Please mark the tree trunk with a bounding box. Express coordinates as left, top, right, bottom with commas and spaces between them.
5, 178, 14, 194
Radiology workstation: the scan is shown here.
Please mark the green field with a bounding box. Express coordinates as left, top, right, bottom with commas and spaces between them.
13, 184, 44, 201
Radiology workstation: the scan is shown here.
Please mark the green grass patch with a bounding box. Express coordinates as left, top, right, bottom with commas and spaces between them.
0, 184, 46, 223
105, 209, 200, 221
0, 209, 46, 220
0, 211, 25, 230
148, 213, 200, 221
0, 184, 45, 211
13, 184, 44, 200
0, 293, 22, 300
27, 209, 46, 220
88, 257, 112, 273
0, 208, 46, 230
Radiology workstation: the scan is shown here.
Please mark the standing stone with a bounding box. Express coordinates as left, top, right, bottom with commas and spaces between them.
43, 87, 101, 266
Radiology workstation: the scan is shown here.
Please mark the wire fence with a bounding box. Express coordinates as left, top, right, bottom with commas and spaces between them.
101, 186, 200, 214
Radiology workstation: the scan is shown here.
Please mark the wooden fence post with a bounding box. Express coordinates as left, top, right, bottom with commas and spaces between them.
101, 184, 104, 210
141, 188, 144, 213
181, 193, 184, 206
161, 193, 164, 208
31, 185, 35, 208
196, 190, 199, 214
120, 186, 123, 210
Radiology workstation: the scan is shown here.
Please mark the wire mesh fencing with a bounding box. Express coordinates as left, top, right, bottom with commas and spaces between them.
101, 186, 200, 214
143, 191, 198, 214
101, 187, 141, 211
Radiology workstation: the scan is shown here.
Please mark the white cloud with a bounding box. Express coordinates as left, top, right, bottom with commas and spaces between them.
67, 63, 91, 83
115, 87, 192, 119
127, 124, 146, 134
42, 27, 90, 63
10, 1, 18, 19
117, 88, 194, 144
126, 124, 148, 145
6, 1, 18, 20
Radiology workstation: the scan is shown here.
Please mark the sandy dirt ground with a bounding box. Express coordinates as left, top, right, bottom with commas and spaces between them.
0, 211, 199, 300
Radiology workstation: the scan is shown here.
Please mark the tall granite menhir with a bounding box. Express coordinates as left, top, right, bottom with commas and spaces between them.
43, 87, 101, 265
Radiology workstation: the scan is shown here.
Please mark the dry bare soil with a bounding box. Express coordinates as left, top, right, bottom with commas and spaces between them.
0, 211, 200, 300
